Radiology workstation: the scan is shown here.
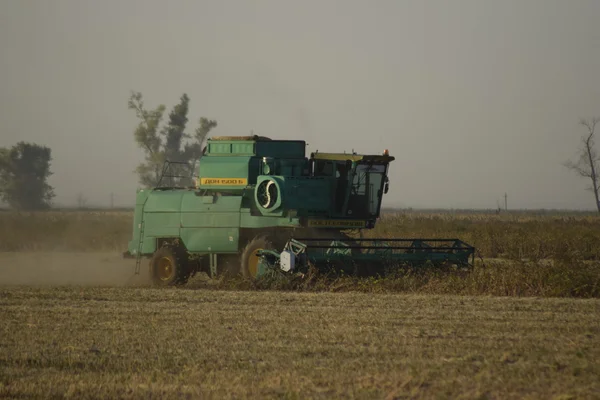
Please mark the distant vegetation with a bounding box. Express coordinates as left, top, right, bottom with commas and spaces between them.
2, 209, 599, 298
0, 142, 55, 210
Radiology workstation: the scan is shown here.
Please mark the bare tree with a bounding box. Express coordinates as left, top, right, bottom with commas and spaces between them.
564, 117, 600, 212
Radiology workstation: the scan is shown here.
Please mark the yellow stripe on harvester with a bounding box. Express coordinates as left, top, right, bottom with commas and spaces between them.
200, 178, 248, 185
307, 219, 366, 228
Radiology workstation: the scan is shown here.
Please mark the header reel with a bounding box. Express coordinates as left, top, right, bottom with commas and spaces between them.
256, 237, 476, 278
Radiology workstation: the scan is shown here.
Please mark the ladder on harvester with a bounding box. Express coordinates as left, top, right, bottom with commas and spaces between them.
134, 198, 149, 275
134, 220, 145, 275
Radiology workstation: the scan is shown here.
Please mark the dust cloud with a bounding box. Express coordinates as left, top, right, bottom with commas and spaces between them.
0, 252, 151, 287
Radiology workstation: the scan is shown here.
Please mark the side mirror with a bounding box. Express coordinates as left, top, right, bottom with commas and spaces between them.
384, 177, 389, 194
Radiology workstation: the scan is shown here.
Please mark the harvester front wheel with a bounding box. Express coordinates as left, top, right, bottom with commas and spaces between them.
149, 246, 189, 287
240, 236, 274, 280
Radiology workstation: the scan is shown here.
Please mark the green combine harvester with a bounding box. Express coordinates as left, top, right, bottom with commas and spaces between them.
123, 135, 475, 286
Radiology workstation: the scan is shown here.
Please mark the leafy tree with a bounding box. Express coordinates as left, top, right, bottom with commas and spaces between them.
185, 117, 218, 174
0, 142, 55, 210
564, 117, 600, 212
162, 93, 189, 163
128, 91, 217, 188
127, 92, 167, 188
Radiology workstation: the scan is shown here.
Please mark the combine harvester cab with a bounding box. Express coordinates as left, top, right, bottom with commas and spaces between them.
123, 135, 475, 286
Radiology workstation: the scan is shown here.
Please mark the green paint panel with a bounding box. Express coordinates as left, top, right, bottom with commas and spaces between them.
205, 138, 306, 159
197, 156, 251, 189
128, 189, 247, 255
135, 189, 150, 204
143, 213, 181, 237
144, 190, 186, 212
280, 176, 332, 213
141, 237, 157, 254
180, 192, 243, 212
232, 143, 255, 154
256, 141, 305, 158
254, 175, 332, 216
198, 138, 308, 190
240, 209, 301, 228
182, 213, 239, 228
180, 192, 241, 228
207, 142, 255, 155
180, 227, 239, 253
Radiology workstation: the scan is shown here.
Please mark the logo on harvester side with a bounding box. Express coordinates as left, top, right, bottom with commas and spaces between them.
307, 219, 366, 228
200, 178, 248, 185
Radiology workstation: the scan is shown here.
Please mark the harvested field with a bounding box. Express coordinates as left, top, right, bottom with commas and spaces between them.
1, 288, 600, 399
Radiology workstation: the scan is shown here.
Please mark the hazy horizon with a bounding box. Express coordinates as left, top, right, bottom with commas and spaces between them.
1, 0, 600, 210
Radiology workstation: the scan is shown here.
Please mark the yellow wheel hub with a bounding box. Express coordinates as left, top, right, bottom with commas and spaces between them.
157, 257, 175, 281
247, 249, 263, 278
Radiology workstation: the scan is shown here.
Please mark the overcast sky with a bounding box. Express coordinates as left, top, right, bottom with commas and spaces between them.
1, 0, 599, 210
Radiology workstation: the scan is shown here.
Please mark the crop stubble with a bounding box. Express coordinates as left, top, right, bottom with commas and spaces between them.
1, 288, 599, 399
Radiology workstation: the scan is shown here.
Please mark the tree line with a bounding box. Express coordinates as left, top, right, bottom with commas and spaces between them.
1, 95, 598, 211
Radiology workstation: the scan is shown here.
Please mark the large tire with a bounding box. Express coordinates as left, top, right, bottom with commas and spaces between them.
240, 236, 275, 279
149, 246, 190, 287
